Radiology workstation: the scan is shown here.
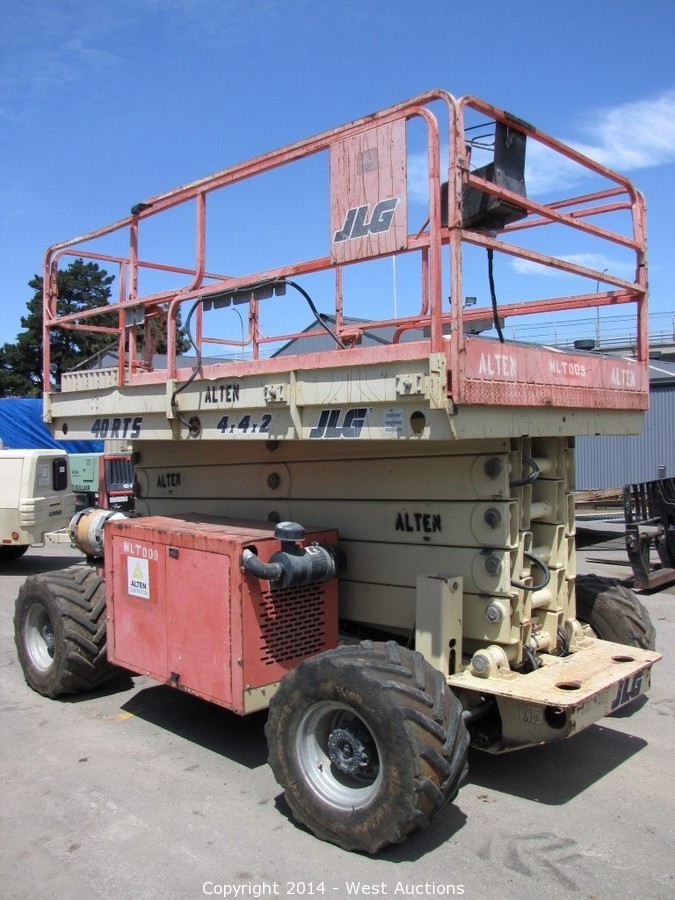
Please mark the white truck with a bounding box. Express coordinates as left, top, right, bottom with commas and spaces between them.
0, 448, 75, 560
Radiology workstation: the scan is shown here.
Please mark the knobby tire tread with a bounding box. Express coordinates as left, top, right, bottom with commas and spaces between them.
267, 640, 469, 853
15, 565, 117, 697
575, 573, 656, 650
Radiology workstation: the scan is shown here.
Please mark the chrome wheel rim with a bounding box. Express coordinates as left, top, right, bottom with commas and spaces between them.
25, 604, 55, 672
296, 701, 381, 810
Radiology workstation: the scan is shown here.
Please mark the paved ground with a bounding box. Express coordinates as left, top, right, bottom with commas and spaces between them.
1, 537, 673, 900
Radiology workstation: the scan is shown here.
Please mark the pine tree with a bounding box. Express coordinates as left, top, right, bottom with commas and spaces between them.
0, 259, 190, 397
0, 260, 116, 397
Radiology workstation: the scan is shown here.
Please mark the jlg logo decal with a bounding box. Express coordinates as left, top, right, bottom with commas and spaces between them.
333, 197, 400, 243
309, 408, 369, 439
610, 672, 644, 711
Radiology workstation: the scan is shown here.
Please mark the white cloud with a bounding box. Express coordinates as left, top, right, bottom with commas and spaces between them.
527, 89, 675, 194
574, 90, 675, 171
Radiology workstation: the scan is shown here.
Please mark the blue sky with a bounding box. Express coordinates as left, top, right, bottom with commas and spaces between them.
1, 0, 673, 352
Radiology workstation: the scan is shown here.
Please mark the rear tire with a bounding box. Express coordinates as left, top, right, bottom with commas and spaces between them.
266, 640, 469, 853
14, 565, 117, 698
575, 573, 656, 650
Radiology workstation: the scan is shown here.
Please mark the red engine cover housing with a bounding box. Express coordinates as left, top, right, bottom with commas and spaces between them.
104, 515, 339, 713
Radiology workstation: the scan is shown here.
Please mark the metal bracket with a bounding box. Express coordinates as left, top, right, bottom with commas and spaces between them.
415, 574, 463, 676
264, 384, 286, 404
395, 373, 424, 396
427, 353, 448, 410
166, 379, 176, 420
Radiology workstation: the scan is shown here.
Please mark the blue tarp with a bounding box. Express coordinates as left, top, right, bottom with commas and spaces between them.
0, 398, 103, 453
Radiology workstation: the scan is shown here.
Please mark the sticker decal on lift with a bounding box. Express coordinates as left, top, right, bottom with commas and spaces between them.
610, 671, 645, 711
548, 359, 588, 380
216, 414, 271, 434
478, 352, 517, 379
203, 383, 240, 404
384, 407, 404, 437
156, 472, 182, 489
127, 556, 150, 600
333, 197, 400, 244
609, 367, 637, 388
309, 408, 369, 439
395, 511, 442, 534
91, 416, 143, 440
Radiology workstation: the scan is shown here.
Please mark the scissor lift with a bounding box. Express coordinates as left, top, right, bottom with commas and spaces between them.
16, 91, 659, 852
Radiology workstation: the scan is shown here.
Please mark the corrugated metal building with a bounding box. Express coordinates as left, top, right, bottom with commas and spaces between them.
575, 362, 675, 489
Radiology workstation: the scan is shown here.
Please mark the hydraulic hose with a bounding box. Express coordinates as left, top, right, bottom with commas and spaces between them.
510, 456, 540, 487
487, 248, 505, 344
241, 548, 283, 582
510, 550, 551, 592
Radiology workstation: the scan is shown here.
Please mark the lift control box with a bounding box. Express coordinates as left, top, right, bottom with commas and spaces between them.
105, 514, 339, 713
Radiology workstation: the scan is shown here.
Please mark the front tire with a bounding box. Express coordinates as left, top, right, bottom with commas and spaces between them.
266, 640, 469, 853
14, 565, 117, 698
575, 573, 656, 650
